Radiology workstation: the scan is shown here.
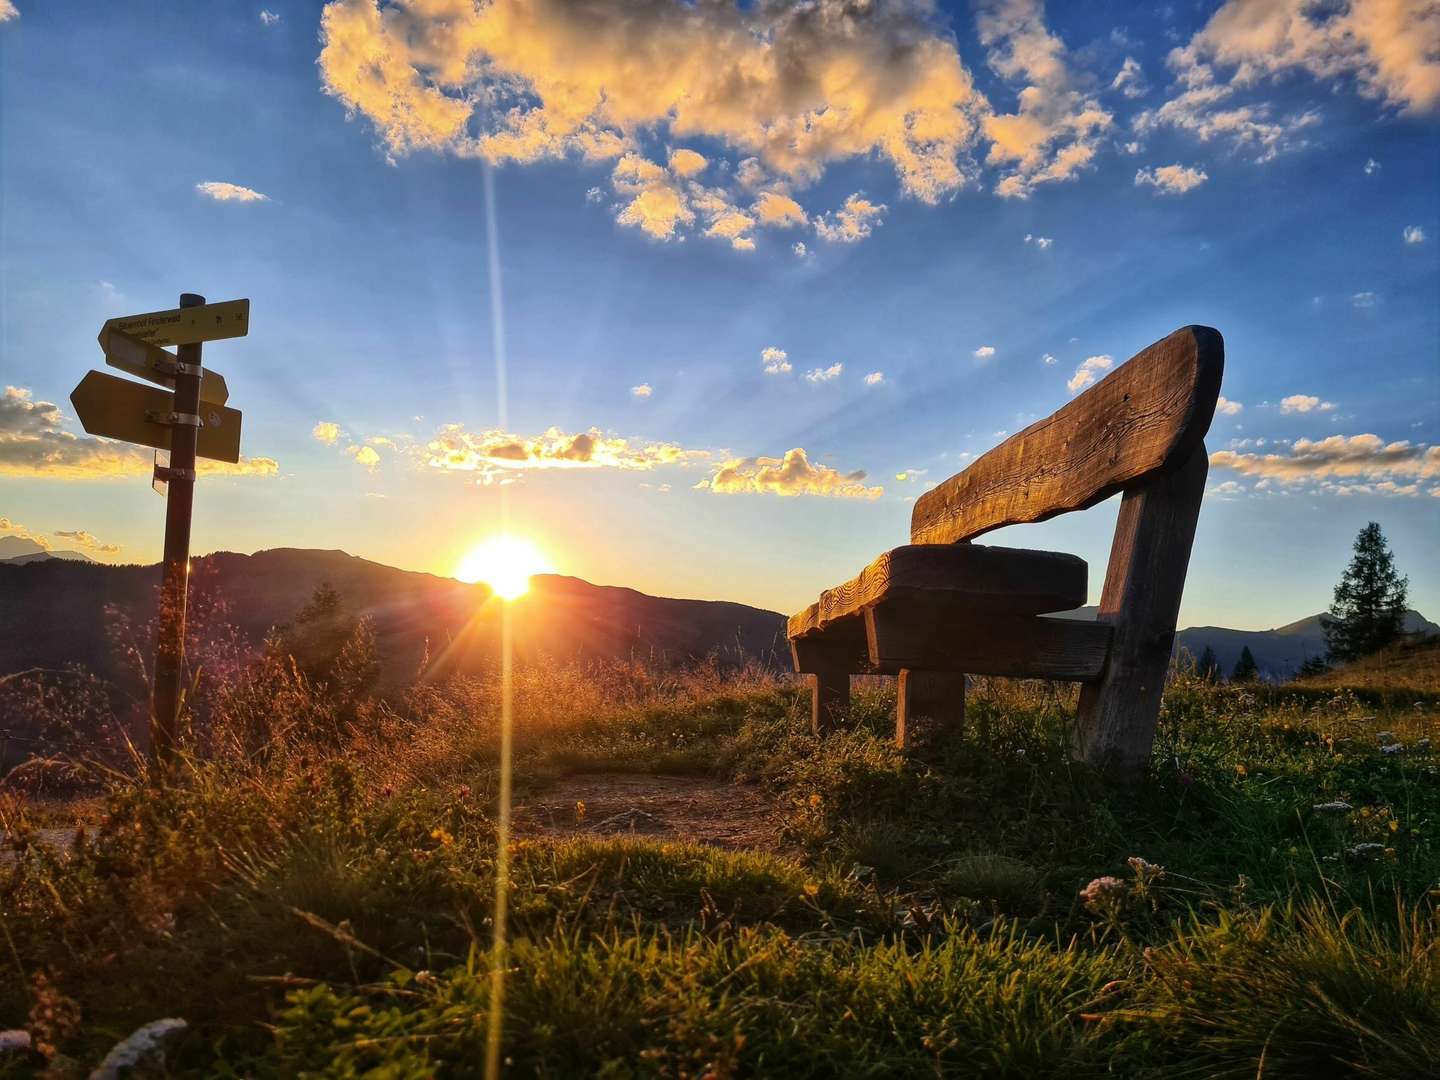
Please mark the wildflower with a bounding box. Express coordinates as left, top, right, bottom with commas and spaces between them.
574, 800, 586, 823
1381, 743, 1403, 755
90, 1018, 187, 1080
1361, 807, 1373, 818
1384, 847, 1397, 859
1127, 856, 1165, 882
381, 784, 393, 798
1234, 763, 1247, 777
430, 827, 453, 847
1312, 800, 1352, 813
1389, 819, 1399, 832
802, 881, 820, 898
1079, 875, 1128, 917
457, 785, 471, 800
1348, 842, 1386, 859
807, 792, 823, 808
26, 971, 80, 1061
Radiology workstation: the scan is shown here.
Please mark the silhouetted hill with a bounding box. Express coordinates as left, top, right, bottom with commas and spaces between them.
0, 536, 94, 564
0, 548, 788, 689
1051, 605, 1437, 680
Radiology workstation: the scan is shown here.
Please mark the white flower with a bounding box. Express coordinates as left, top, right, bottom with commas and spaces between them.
1347, 842, 1386, 858
1381, 743, 1403, 755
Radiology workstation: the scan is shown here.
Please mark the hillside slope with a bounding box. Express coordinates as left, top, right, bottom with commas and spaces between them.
0, 548, 787, 687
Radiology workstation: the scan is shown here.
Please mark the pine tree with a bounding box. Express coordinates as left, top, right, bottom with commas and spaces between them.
1196, 645, 1220, 683
1324, 522, 1409, 663
1230, 646, 1258, 683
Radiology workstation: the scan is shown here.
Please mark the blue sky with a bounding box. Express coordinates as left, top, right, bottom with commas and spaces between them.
1, 0, 1437, 628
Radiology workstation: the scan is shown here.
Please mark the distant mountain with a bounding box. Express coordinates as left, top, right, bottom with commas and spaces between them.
0, 548, 788, 690
0, 535, 95, 564
1050, 605, 1438, 680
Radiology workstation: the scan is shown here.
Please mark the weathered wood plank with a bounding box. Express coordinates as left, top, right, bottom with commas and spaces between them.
1075, 445, 1208, 774
787, 545, 1087, 640
911, 326, 1222, 546
864, 604, 1113, 680
897, 670, 966, 749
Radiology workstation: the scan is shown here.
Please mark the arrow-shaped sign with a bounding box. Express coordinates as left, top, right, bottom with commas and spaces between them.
100, 298, 249, 348
99, 326, 229, 405
70, 370, 242, 464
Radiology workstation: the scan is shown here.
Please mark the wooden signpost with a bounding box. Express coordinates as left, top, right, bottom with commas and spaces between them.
70, 294, 249, 767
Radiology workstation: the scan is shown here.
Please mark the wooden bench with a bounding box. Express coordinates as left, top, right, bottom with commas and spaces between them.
788, 325, 1224, 774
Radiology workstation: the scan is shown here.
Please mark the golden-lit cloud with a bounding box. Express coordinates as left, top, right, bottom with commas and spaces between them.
423, 424, 705, 477
1215, 396, 1243, 416
1280, 394, 1335, 414
668, 148, 708, 177
1067, 354, 1113, 392
761, 346, 791, 375
52, 529, 121, 554
195, 181, 269, 202
317, 0, 987, 205
698, 447, 883, 499
814, 194, 886, 243
753, 191, 808, 228
347, 444, 381, 469
631, 383, 653, 399
1211, 434, 1440, 496
804, 362, 844, 384
0, 3, 17, 23
0, 386, 278, 480
1135, 163, 1208, 193
312, 421, 342, 444
0, 517, 48, 548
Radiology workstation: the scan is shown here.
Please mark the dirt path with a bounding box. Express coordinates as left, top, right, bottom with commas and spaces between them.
512, 773, 786, 851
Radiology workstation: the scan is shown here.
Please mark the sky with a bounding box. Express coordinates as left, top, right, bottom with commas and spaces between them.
1, 0, 1437, 630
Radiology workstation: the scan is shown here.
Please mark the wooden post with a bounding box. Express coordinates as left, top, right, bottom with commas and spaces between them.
150, 292, 206, 766
810, 667, 850, 734
896, 669, 965, 749
1075, 446, 1208, 775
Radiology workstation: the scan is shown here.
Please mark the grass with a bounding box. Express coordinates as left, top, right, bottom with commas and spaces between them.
1, 649, 1437, 1077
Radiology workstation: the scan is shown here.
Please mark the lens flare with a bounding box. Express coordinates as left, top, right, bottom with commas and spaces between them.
455, 534, 553, 599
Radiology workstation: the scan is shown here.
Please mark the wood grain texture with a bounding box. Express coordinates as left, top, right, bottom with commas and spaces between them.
790, 619, 869, 673
787, 544, 1087, 640
910, 326, 1222, 546
1074, 445, 1208, 774
864, 604, 1114, 680
897, 670, 966, 749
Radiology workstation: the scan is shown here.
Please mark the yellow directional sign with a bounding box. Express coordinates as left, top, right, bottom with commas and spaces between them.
70, 370, 242, 464
101, 298, 249, 348
99, 326, 230, 405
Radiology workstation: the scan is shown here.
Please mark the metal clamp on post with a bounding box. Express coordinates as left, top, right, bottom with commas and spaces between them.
153, 465, 197, 483
146, 410, 203, 427
149, 357, 204, 379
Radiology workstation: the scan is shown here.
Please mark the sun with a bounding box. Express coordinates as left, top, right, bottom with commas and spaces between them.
456, 534, 554, 599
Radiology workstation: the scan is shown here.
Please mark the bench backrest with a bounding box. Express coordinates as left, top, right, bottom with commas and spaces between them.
910, 325, 1223, 546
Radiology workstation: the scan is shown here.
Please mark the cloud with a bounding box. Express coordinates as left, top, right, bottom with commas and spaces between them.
1210, 434, 1440, 495
813, 193, 886, 243
699, 447, 882, 499
1215, 395, 1243, 416
804, 363, 844, 384
792, 241, 808, 259
1280, 394, 1336, 414
761, 346, 791, 375
347, 445, 381, 469
0, 386, 277, 480
0, 2, 16, 22
1364, 157, 1380, 174
1351, 290, 1378, 308
1135, 163, 1208, 193
316, 0, 988, 205
260, 9, 280, 26
611, 154, 694, 240
668, 148, 707, 177
864, 371, 885, 386
52, 529, 121, 554
1404, 225, 1426, 244
630, 383, 653, 399
0, 517, 47, 548
195, 181, 269, 202
1041, 352, 1057, 364
1024, 233, 1053, 248
977, 0, 1113, 198
312, 421, 342, 445
753, 191, 808, 228
973, 345, 996, 360
423, 424, 704, 476
1112, 55, 1149, 98
1067, 354, 1113, 392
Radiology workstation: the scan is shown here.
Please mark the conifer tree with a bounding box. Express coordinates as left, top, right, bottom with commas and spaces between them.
1325, 522, 1408, 663
1196, 645, 1220, 683
1230, 646, 1259, 683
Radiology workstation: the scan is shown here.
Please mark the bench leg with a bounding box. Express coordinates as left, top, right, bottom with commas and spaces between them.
896, 670, 966, 749
1076, 446, 1208, 775
811, 668, 850, 735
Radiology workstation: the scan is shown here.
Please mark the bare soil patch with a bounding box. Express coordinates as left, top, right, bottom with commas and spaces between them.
513, 772, 786, 851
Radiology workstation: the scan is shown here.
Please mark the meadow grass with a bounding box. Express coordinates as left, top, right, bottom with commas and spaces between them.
1, 655, 1436, 1076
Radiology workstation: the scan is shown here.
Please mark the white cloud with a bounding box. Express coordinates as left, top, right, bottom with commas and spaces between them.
1024, 233, 1053, 248
814, 194, 886, 244
1112, 56, 1149, 98
761, 346, 791, 375
195, 181, 269, 202
1067, 354, 1113, 393
1351, 290, 1378, 308
973, 345, 996, 359
699, 447, 882, 499
260, 9, 280, 26
584, 186, 603, 203
1216, 396, 1243, 416
1211, 434, 1440, 495
1041, 352, 1057, 365
1135, 163, 1208, 194
52, 529, 122, 554
0, 2, 16, 22
1279, 394, 1336, 414
1404, 225, 1426, 244
792, 241, 809, 259
424, 424, 703, 475
804, 362, 844, 384
631, 383, 653, 399
864, 371, 885, 386
312, 421, 342, 445
1364, 157, 1381, 174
